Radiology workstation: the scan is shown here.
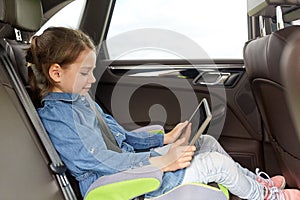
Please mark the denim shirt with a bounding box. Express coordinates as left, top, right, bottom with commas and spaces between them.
38, 92, 185, 198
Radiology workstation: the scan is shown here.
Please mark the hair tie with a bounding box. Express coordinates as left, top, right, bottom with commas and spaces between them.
26, 49, 34, 64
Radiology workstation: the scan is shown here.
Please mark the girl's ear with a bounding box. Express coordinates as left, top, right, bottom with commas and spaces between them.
49, 64, 62, 82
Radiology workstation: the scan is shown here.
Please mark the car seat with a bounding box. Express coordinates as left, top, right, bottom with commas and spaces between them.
282, 28, 300, 139
0, 0, 230, 199
243, 25, 300, 188
84, 166, 229, 200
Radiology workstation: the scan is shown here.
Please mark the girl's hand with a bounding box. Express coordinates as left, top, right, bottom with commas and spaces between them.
164, 121, 189, 144
180, 122, 192, 146
149, 137, 196, 172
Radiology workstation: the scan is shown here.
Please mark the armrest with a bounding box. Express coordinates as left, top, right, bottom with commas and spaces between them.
133, 125, 164, 134
84, 166, 162, 200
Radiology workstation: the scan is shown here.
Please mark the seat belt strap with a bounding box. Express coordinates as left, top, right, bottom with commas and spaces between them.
86, 95, 122, 153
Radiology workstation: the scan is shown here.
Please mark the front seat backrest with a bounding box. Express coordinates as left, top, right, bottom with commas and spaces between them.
282, 29, 300, 154
243, 25, 300, 188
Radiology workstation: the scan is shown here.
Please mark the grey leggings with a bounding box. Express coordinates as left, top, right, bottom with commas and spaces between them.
181, 135, 264, 200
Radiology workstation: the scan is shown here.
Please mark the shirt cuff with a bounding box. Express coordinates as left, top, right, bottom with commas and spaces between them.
131, 152, 151, 168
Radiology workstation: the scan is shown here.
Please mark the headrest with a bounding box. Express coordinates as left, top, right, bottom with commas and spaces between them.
0, 0, 42, 32
243, 25, 300, 85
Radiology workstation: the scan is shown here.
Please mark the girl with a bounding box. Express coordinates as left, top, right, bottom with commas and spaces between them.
26, 27, 299, 200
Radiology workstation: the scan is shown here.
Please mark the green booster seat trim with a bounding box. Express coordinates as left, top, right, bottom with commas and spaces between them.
85, 177, 161, 200
84, 166, 163, 200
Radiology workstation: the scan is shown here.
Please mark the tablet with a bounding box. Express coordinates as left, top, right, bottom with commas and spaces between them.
181, 98, 212, 145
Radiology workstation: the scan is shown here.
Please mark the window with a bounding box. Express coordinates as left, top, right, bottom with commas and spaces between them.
36, 0, 86, 35
106, 0, 248, 60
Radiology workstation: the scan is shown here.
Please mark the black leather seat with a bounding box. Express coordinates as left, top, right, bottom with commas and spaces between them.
243, 25, 300, 188
282, 29, 300, 138
0, 0, 82, 198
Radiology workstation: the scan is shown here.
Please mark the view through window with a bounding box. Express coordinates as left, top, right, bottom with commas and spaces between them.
106, 0, 248, 60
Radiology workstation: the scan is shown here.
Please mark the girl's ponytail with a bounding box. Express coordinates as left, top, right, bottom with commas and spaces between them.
26, 36, 45, 106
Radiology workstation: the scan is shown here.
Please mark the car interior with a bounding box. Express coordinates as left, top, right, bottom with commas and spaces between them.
0, 0, 300, 199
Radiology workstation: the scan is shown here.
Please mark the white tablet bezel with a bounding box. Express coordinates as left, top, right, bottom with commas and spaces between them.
185, 98, 212, 145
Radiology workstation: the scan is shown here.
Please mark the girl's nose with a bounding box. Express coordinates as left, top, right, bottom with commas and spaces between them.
89, 73, 96, 83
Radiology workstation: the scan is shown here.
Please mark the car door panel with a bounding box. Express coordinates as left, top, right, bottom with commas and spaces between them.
93, 59, 264, 171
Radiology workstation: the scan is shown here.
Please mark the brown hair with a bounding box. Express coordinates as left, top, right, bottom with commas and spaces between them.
26, 27, 95, 102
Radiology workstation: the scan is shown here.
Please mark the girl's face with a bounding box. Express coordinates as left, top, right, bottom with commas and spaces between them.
51, 49, 96, 95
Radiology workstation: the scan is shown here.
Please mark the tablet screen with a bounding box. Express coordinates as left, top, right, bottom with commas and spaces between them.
180, 98, 212, 145
188, 100, 207, 143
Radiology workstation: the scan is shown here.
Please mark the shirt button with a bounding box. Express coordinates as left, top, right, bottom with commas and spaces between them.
116, 132, 120, 137
81, 96, 86, 101
139, 162, 143, 167
89, 147, 95, 154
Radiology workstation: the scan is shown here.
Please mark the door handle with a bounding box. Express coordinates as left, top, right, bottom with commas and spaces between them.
194, 71, 231, 86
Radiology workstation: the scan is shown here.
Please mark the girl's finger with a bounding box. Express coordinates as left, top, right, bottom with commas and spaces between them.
173, 137, 186, 146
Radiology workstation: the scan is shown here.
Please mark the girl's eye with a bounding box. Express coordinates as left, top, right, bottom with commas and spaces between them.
80, 72, 89, 76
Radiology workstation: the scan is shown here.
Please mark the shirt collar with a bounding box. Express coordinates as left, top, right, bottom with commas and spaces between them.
42, 92, 84, 103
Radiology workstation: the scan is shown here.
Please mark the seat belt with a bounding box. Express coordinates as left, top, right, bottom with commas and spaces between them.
0, 41, 77, 200
86, 95, 122, 153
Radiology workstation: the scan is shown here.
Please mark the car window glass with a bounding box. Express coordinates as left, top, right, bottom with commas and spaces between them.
36, 0, 86, 35
106, 0, 248, 60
